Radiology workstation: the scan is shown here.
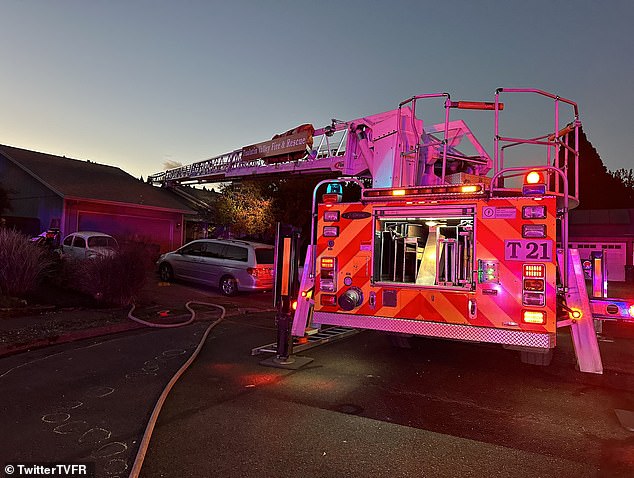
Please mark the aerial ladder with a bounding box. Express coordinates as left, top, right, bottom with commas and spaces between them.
150, 88, 634, 374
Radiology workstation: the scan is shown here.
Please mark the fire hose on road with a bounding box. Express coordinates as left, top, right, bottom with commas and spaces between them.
127, 301, 226, 478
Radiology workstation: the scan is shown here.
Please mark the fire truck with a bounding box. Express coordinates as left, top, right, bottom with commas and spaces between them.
150, 88, 634, 374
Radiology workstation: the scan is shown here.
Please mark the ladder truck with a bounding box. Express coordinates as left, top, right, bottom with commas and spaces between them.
150, 88, 634, 374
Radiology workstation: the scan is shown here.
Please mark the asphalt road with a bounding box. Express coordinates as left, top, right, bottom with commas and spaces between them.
0, 315, 221, 477
139, 315, 634, 478
1, 286, 633, 478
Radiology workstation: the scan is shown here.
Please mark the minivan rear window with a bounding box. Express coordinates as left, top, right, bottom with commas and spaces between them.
255, 248, 274, 264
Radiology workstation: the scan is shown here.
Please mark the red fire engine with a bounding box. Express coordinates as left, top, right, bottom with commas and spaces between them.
150, 88, 634, 374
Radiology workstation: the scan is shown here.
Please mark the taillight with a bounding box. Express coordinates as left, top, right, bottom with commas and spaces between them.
247, 267, 270, 279
320, 294, 337, 306
523, 264, 545, 307
523, 279, 545, 291
523, 264, 545, 278
320, 257, 337, 292
522, 310, 546, 324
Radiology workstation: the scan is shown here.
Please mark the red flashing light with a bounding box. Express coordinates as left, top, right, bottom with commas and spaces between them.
525, 171, 543, 185
322, 193, 341, 204
320, 294, 337, 306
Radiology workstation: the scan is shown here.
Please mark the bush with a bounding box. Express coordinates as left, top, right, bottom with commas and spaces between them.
0, 228, 54, 297
67, 242, 154, 307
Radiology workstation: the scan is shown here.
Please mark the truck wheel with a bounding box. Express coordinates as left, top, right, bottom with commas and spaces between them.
220, 276, 238, 296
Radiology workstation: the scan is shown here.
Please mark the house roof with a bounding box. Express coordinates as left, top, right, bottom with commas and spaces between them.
0, 144, 192, 212
569, 208, 634, 237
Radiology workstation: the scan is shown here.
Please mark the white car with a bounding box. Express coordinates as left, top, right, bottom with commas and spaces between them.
61, 231, 119, 260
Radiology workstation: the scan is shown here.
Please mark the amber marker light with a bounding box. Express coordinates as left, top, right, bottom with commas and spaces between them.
523, 310, 546, 324
391, 189, 406, 196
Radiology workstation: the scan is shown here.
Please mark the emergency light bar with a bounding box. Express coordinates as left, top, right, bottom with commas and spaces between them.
363, 184, 485, 200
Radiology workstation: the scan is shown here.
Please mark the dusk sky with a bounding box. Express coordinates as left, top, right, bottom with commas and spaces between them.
1, 0, 633, 180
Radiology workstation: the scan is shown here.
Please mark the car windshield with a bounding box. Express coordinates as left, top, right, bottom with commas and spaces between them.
88, 236, 117, 248
255, 248, 274, 264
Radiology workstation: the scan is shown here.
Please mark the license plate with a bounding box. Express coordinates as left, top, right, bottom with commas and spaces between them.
504, 239, 553, 261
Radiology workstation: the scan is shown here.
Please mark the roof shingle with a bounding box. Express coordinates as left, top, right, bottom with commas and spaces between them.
0, 144, 191, 212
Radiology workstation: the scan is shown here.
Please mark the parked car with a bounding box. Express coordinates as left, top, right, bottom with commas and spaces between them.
60, 231, 119, 260
156, 239, 274, 296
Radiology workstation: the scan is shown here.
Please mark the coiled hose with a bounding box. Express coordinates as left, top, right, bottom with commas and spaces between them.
128, 301, 226, 478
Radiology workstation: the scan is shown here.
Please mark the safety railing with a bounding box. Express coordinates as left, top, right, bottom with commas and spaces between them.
491, 88, 581, 291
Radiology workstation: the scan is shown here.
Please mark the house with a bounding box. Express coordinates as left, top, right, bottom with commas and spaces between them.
569, 208, 634, 282
0, 144, 193, 254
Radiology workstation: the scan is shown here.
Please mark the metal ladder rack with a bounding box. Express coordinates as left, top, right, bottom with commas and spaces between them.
251, 327, 359, 356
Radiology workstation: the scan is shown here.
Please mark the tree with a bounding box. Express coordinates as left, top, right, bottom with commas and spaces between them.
568, 128, 634, 209
609, 168, 634, 190
211, 181, 275, 238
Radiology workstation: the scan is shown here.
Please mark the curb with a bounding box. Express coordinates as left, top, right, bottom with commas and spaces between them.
0, 321, 145, 358
0, 307, 276, 359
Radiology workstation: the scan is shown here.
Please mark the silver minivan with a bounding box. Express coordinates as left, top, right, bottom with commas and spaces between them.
156, 239, 274, 296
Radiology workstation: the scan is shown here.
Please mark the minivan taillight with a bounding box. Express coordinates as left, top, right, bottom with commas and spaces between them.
247, 267, 260, 278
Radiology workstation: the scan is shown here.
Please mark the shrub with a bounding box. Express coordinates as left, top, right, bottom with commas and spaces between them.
68, 241, 154, 307
0, 228, 54, 297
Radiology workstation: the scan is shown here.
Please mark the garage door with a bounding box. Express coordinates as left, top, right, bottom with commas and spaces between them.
569, 242, 627, 281
77, 212, 174, 253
